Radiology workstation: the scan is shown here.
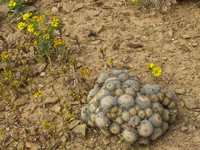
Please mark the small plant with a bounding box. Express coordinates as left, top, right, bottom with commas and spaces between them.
106, 58, 114, 69
119, 138, 127, 146
17, 11, 65, 66
34, 90, 45, 109
146, 63, 162, 82
99, 48, 105, 58
8, 0, 28, 15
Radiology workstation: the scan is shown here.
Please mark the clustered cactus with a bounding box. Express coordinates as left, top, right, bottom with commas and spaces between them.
81, 70, 179, 145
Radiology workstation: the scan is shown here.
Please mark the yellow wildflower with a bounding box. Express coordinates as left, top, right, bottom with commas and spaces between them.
37, 18, 43, 24
146, 63, 155, 69
43, 34, 50, 39
53, 16, 59, 22
34, 31, 40, 36
46, 10, 50, 15
0, 131, 4, 135
32, 16, 38, 20
17, 22, 26, 30
9, 0, 16, 7
34, 41, 37, 46
27, 24, 34, 32
152, 66, 162, 77
33, 93, 38, 98
109, 58, 113, 64
51, 21, 58, 27
23, 13, 31, 21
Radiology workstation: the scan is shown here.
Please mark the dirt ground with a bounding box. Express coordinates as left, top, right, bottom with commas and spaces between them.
0, 0, 200, 149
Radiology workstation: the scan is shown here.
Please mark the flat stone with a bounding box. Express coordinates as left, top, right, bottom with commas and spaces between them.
0, 104, 5, 111
181, 45, 190, 52
15, 98, 29, 106
73, 4, 83, 11
76, 57, 85, 63
73, 124, 86, 137
182, 35, 191, 39
45, 115, 56, 122
91, 40, 101, 45
69, 120, 80, 129
50, 104, 61, 112
0, 113, 4, 119
0, 4, 10, 14
51, 7, 58, 14
192, 34, 200, 38
17, 141, 24, 150
161, 57, 168, 61
175, 88, 186, 95
183, 96, 198, 109
28, 127, 36, 135
60, 135, 67, 143
44, 97, 58, 105
88, 143, 95, 149
181, 126, 188, 132
0, 62, 7, 69
95, 25, 103, 33
102, 138, 111, 145
193, 52, 200, 60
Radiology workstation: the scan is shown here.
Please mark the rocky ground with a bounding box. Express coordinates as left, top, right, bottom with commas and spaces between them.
0, 0, 200, 150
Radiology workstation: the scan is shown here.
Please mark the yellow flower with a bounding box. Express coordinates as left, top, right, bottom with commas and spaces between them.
32, 16, 38, 20
146, 63, 155, 69
9, 0, 16, 7
109, 58, 113, 64
17, 22, 26, 30
46, 10, 50, 15
53, 16, 59, 22
34, 31, 40, 36
152, 66, 162, 77
23, 13, 31, 21
0, 131, 4, 135
37, 18, 43, 24
44, 34, 50, 39
33, 93, 38, 98
132, 0, 140, 4
27, 24, 34, 32
34, 41, 37, 46
51, 21, 58, 27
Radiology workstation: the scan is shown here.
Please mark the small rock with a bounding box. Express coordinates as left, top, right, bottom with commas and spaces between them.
0, 62, 7, 69
51, 7, 58, 14
0, 113, 4, 119
44, 97, 59, 105
28, 127, 36, 135
73, 124, 86, 137
60, 135, 67, 143
17, 141, 24, 150
26, 142, 32, 148
30, 143, 40, 150
161, 57, 168, 61
15, 98, 29, 106
53, 0, 62, 2
193, 52, 200, 60
102, 138, 111, 145
95, 25, 103, 33
146, 27, 155, 34
70, 34, 77, 39
175, 88, 186, 95
91, 40, 101, 45
181, 126, 188, 132
126, 43, 143, 48
120, 56, 131, 64
76, 57, 85, 63
168, 29, 173, 37
73, 4, 83, 11
182, 35, 191, 39
45, 115, 56, 122
51, 104, 61, 112
181, 45, 190, 52
40, 72, 46, 76
192, 34, 200, 39
0, 4, 10, 14
183, 96, 198, 109
69, 120, 80, 129
0, 104, 5, 111
88, 143, 95, 149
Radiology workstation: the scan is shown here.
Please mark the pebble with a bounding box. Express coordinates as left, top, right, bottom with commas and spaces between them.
15, 98, 30, 106
74, 4, 83, 11
181, 126, 188, 132
102, 138, 111, 145
175, 88, 186, 95
0, 113, 4, 119
88, 143, 95, 149
193, 52, 200, 60
69, 120, 80, 129
0, 104, 5, 111
45, 115, 56, 122
44, 97, 59, 104
181, 45, 190, 52
50, 104, 61, 112
51, 7, 59, 14
182, 35, 191, 39
183, 96, 198, 109
91, 40, 101, 45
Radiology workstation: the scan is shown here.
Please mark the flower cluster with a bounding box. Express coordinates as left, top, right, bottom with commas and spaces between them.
80, 66, 89, 76
53, 39, 65, 48
146, 63, 162, 77
33, 90, 42, 98
8, 0, 27, 14
68, 113, 74, 121
1, 51, 11, 61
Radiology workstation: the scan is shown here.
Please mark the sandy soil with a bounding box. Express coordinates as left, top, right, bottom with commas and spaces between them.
0, 0, 200, 149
